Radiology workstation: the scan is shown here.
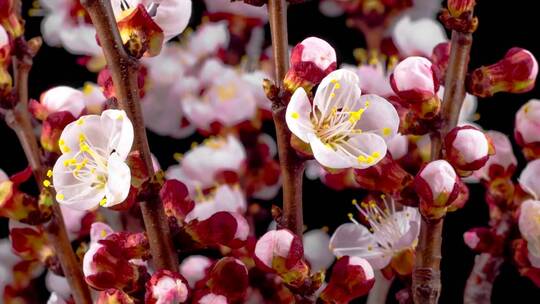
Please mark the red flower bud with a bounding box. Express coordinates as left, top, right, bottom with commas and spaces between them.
319, 256, 375, 303
253, 229, 310, 288
40, 111, 77, 153
444, 126, 494, 173
353, 155, 414, 194
145, 270, 190, 304
390, 57, 441, 119
116, 4, 164, 58
431, 42, 451, 83
186, 211, 250, 249
160, 179, 194, 226
284, 37, 337, 93
447, 0, 476, 18
468, 47, 538, 98
207, 257, 249, 301
9, 221, 55, 264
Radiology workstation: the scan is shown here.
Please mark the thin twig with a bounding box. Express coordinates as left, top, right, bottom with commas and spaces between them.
80, 0, 178, 271
267, 0, 305, 237
5, 41, 92, 304
412, 29, 473, 304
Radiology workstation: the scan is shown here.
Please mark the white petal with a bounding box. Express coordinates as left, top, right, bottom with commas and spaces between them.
286, 88, 315, 142
355, 94, 400, 141
303, 229, 335, 272
41, 86, 85, 117
344, 133, 388, 169
392, 15, 447, 57
314, 69, 362, 114
308, 133, 355, 169
100, 110, 134, 159
60, 115, 107, 153
58, 25, 102, 56
152, 0, 192, 41
104, 153, 131, 207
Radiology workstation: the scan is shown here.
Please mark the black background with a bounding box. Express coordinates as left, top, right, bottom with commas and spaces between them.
2, 0, 540, 303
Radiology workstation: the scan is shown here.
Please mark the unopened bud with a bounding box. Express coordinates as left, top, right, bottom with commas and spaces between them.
319, 256, 375, 303
390, 56, 440, 119
144, 270, 189, 304
284, 37, 337, 93
444, 126, 494, 173
415, 160, 460, 219
447, 0, 476, 18
468, 48, 538, 98
515, 99, 540, 160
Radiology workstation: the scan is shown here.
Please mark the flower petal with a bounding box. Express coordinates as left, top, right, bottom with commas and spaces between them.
286, 88, 314, 142
314, 69, 361, 115
308, 133, 355, 169
104, 153, 132, 207
100, 110, 134, 159
355, 94, 400, 141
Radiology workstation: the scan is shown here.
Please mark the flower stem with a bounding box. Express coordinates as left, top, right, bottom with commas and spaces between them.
5, 39, 92, 304
81, 0, 178, 271
412, 30, 473, 304
267, 0, 305, 237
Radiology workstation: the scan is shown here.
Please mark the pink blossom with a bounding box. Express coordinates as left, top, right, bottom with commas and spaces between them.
444, 126, 492, 172
515, 99, 540, 145
415, 160, 459, 207
179, 255, 212, 287
519, 159, 540, 200
391, 15, 447, 57
187, 21, 230, 58
518, 200, 540, 268
40, 86, 85, 118
391, 56, 438, 101
186, 185, 247, 222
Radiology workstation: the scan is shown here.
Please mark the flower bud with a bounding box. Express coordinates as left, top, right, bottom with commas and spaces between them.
512, 238, 540, 287
97, 289, 135, 304
515, 99, 540, 159
185, 211, 250, 249
444, 126, 493, 173
9, 220, 54, 264
519, 160, 540, 200
207, 257, 249, 302
390, 57, 440, 119
253, 229, 309, 288
144, 270, 189, 304
518, 200, 540, 268
415, 160, 460, 219
431, 42, 451, 83
475, 131, 517, 181
284, 37, 337, 92
353, 155, 414, 194
447, 0, 476, 18
463, 227, 503, 254
180, 255, 212, 287
116, 4, 164, 58
468, 48, 538, 98
319, 256, 375, 303
35, 86, 86, 119
40, 111, 76, 153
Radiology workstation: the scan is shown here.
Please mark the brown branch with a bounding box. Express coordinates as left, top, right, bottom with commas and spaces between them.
267, 0, 305, 237
412, 29, 473, 304
5, 40, 92, 304
80, 0, 178, 271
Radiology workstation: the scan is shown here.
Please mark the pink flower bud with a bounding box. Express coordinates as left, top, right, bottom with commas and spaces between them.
353, 155, 414, 194
145, 270, 189, 304
179, 255, 212, 287
468, 48, 538, 98
207, 257, 249, 302
447, 0, 476, 17
284, 37, 337, 92
431, 42, 451, 83
160, 179, 194, 226
475, 131, 517, 181
444, 126, 493, 172
463, 227, 502, 254
37, 86, 86, 119
515, 99, 540, 159
253, 229, 309, 288
390, 57, 440, 119
319, 256, 375, 303
415, 160, 460, 209
519, 160, 540, 200
186, 212, 249, 248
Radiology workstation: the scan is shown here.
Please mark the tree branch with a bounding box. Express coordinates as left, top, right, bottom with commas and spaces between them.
412, 29, 473, 304
5, 39, 92, 304
267, 0, 305, 237
81, 0, 178, 271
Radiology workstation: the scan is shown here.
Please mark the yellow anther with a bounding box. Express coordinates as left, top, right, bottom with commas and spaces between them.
173, 152, 183, 162
352, 199, 358, 205
330, 79, 338, 83
99, 197, 107, 206
56, 193, 65, 201
334, 82, 341, 89
383, 127, 392, 136
82, 83, 93, 95
357, 155, 367, 164
47, 170, 53, 178
79, 133, 86, 142
380, 194, 386, 200
367, 245, 373, 251
191, 142, 198, 149
361, 202, 368, 208
291, 112, 299, 119
43, 180, 51, 187
76, 118, 85, 125
330, 93, 336, 98
349, 108, 365, 123
101, 229, 107, 237
372, 151, 381, 158
80, 143, 90, 152
347, 213, 354, 220
116, 114, 124, 120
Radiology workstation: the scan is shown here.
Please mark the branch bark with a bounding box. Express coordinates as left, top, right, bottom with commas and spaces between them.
267, 0, 305, 237
412, 29, 473, 304
81, 0, 178, 271
5, 40, 92, 304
